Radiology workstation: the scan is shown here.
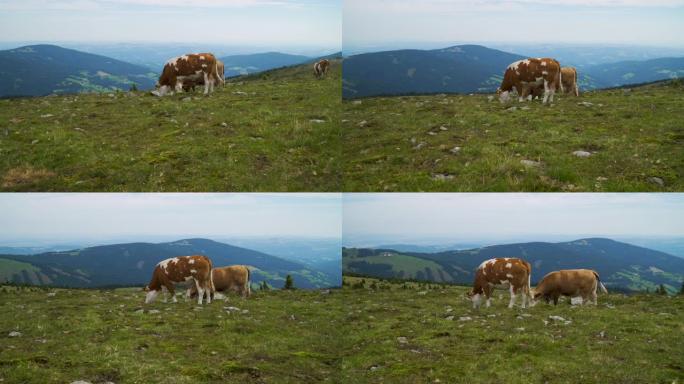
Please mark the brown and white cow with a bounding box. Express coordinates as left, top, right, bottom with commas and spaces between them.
182, 59, 225, 92
531, 269, 607, 306
498, 58, 563, 104
467, 258, 532, 309
152, 53, 222, 97
313, 59, 330, 78
143, 255, 214, 305
189, 265, 251, 300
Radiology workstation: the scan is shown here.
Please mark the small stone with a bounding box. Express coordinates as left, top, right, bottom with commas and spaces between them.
648, 177, 664, 187
506, 106, 518, 111
521, 159, 541, 167
8, 331, 21, 337
578, 101, 594, 107
397, 336, 408, 344
148, 309, 160, 314
596, 176, 608, 182
459, 316, 472, 321
310, 119, 325, 123
573, 150, 591, 158
432, 173, 454, 181
358, 120, 368, 127
439, 126, 448, 131
352, 100, 362, 105
445, 315, 455, 321
47, 292, 56, 297
220, 122, 228, 127
515, 327, 525, 332
549, 315, 566, 322
449, 146, 461, 154
413, 142, 426, 150
369, 365, 379, 371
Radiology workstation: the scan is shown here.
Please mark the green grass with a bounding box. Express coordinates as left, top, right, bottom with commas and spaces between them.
344, 253, 450, 281
0, 62, 341, 191
0, 259, 40, 283
0, 286, 343, 383
342, 80, 684, 191
339, 276, 684, 383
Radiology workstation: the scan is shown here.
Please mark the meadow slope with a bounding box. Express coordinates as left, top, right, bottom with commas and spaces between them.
340, 277, 684, 384
0, 61, 341, 191
342, 80, 684, 191
0, 286, 343, 384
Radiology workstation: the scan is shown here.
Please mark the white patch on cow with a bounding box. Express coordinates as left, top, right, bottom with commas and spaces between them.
166, 56, 180, 67
478, 258, 497, 271
542, 70, 548, 75
158, 258, 174, 271
541, 61, 547, 67
184, 275, 194, 281
506, 273, 514, 278
190, 269, 197, 274
202, 64, 208, 68
200, 56, 205, 60
145, 289, 160, 304
505, 262, 512, 269
189, 259, 195, 264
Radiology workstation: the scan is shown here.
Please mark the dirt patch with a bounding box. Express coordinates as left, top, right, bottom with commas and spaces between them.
1, 167, 56, 188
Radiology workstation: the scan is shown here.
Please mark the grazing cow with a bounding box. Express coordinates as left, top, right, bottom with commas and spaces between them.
467, 258, 532, 309
313, 59, 330, 78
189, 265, 251, 299
143, 255, 214, 305
531, 66, 579, 99
498, 58, 563, 104
182, 60, 225, 92
152, 53, 222, 97
532, 269, 607, 306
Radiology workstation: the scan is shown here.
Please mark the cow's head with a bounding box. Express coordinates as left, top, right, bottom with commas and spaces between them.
144, 287, 160, 304
151, 85, 173, 97
466, 289, 482, 309
528, 288, 540, 307
497, 88, 511, 104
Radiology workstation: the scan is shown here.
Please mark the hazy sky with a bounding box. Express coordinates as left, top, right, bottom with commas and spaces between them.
343, 193, 684, 244
344, 0, 684, 49
0, 0, 341, 48
0, 193, 342, 244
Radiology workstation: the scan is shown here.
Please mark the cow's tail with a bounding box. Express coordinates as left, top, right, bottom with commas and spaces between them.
245, 266, 251, 297
557, 61, 564, 93
593, 271, 608, 294
214, 61, 223, 86
574, 68, 579, 96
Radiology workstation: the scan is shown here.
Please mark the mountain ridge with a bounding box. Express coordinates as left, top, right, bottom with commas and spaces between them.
343, 238, 684, 293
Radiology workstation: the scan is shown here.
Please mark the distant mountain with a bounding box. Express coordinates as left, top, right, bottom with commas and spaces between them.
342, 44, 684, 98
343, 45, 526, 98
343, 238, 684, 293
583, 57, 684, 89
0, 45, 157, 97
219, 52, 311, 77
0, 238, 337, 289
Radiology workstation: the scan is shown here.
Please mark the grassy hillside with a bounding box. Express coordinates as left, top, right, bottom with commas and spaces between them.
0, 61, 341, 191
343, 249, 452, 282
340, 276, 684, 383
0, 286, 343, 383
343, 80, 684, 191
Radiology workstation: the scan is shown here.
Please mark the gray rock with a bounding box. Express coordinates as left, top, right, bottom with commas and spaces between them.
8, 331, 22, 337
573, 150, 591, 158
449, 146, 461, 154
148, 309, 160, 314
397, 336, 408, 344
578, 101, 594, 107
309, 119, 326, 123
648, 177, 665, 187
459, 316, 472, 321
521, 159, 541, 167
182, 97, 192, 102
432, 173, 454, 182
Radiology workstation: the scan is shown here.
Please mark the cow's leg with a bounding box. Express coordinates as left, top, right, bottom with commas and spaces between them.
508, 285, 517, 308
204, 279, 212, 304
161, 286, 168, 303
163, 282, 176, 303
519, 85, 529, 102
542, 79, 550, 104
203, 73, 210, 95
521, 287, 528, 309
194, 279, 205, 305
553, 294, 559, 305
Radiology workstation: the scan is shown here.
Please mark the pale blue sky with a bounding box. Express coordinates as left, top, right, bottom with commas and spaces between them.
0, 193, 342, 243
344, 0, 684, 49
0, 0, 341, 49
343, 193, 684, 244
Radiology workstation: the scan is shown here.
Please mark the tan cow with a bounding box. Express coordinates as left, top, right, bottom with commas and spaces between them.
313, 59, 330, 78
143, 255, 214, 305
182, 60, 225, 92
188, 265, 251, 299
467, 258, 532, 309
531, 66, 579, 99
498, 58, 563, 104
532, 269, 607, 306
152, 53, 222, 97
